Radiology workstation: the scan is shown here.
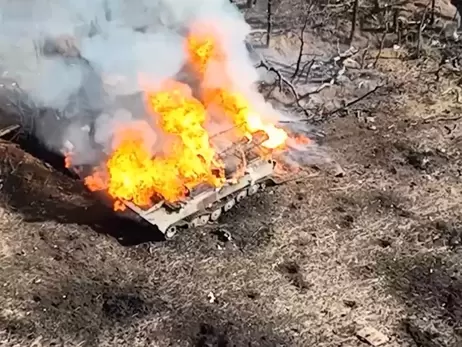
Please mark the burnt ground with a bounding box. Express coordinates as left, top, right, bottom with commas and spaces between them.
2, 2, 462, 347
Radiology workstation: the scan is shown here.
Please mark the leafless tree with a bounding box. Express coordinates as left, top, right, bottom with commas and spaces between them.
292, 16, 309, 80
266, 0, 273, 47
430, 0, 436, 25
349, 0, 360, 44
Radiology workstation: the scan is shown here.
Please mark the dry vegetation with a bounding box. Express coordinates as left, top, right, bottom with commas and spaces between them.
1, 0, 462, 346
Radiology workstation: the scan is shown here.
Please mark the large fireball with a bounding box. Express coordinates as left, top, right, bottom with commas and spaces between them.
77, 24, 293, 210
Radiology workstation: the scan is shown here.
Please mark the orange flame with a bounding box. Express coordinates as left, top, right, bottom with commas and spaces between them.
202, 89, 288, 149
74, 24, 298, 211
186, 29, 288, 149
84, 85, 224, 208
84, 122, 188, 206
186, 34, 223, 77
146, 80, 224, 189
64, 154, 72, 169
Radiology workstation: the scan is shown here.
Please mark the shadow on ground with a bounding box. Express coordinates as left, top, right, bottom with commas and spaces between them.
2, 274, 289, 346
0, 134, 280, 250
374, 250, 462, 346
377, 252, 462, 323
0, 136, 165, 245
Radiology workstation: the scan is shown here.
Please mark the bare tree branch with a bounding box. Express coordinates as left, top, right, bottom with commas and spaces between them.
256, 61, 311, 118
430, 0, 436, 26
374, 28, 388, 68
266, 0, 273, 47
328, 84, 384, 116
360, 44, 370, 69
298, 81, 335, 101
415, 4, 430, 59
0, 124, 20, 138
292, 16, 310, 80
349, 0, 360, 45
294, 58, 315, 84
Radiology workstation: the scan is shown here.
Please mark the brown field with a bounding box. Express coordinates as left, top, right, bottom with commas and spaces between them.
1, 1, 462, 346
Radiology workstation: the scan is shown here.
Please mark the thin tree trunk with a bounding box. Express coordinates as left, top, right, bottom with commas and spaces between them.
292, 18, 309, 79
430, 0, 436, 25
349, 0, 359, 45
266, 0, 273, 47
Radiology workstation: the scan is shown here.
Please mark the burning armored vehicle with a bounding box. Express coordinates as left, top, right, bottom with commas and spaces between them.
3, 1, 310, 239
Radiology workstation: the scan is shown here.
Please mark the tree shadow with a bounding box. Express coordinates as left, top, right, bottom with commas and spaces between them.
368, 240, 462, 346
1, 273, 290, 346
377, 253, 462, 325
246, 17, 268, 30
338, 176, 462, 345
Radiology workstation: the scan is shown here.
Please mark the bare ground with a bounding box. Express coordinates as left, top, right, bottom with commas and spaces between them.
1, 3, 462, 347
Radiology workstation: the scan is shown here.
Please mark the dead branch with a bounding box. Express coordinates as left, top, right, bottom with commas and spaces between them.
423, 114, 462, 123
349, 0, 360, 45
331, 46, 360, 64
430, 0, 436, 26
256, 61, 311, 118
415, 5, 429, 59
292, 17, 310, 80
294, 58, 315, 84
266, 0, 273, 47
0, 125, 20, 138
374, 28, 388, 68
360, 44, 370, 69
441, 87, 462, 104
302, 59, 316, 84
327, 84, 384, 116
298, 81, 335, 101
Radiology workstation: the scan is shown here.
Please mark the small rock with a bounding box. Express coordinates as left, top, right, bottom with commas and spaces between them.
357, 326, 389, 346
336, 75, 350, 85
213, 229, 232, 243
207, 292, 216, 304
368, 125, 377, 130
343, 58, 361, 69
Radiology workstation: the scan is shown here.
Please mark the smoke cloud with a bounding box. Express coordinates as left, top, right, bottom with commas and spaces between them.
0, 0, 315, 169
0, 0, 251, 160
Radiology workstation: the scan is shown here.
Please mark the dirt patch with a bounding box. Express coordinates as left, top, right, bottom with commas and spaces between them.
0, 139, 165, 245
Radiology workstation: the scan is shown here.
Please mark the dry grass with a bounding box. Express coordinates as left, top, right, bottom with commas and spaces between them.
1, 2, 462, 346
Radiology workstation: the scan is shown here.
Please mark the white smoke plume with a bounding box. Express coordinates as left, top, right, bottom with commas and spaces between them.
0, 0, 274, 163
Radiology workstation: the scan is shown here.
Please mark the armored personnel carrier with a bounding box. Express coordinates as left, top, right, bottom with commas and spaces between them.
11, 36, 289, 239
122, 127, 284, 238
